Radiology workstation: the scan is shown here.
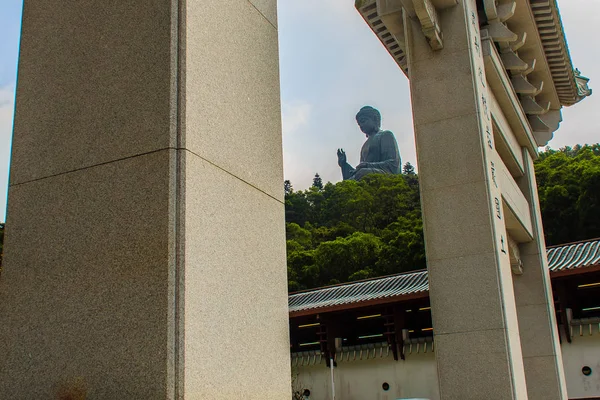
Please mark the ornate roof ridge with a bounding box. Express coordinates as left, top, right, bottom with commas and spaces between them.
530, 0, 591, 106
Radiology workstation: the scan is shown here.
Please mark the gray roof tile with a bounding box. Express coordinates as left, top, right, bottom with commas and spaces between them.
289, 238, 600, 313
547, 239, 600, 272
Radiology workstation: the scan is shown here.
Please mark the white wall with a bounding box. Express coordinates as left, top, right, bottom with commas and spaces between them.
294, 335, 600, 400
562, 333, 600, 399
294, 350, 439, 400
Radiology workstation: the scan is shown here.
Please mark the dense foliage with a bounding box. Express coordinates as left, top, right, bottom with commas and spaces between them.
286, 145, 600, 291
285, 164, 424, 292
536, 144, 600, 245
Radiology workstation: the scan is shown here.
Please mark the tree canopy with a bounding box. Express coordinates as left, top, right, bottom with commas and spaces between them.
535, 144, 600, 245
286, 145, 600, 291
285, 167, 424, 292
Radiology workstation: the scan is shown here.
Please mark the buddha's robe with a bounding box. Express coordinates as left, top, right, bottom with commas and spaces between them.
340, 130, 401, 180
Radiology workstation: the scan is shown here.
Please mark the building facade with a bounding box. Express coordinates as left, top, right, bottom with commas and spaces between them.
289, 239, 600, 399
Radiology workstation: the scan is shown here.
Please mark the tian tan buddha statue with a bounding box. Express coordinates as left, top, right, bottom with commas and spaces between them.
337, 106, 401, 181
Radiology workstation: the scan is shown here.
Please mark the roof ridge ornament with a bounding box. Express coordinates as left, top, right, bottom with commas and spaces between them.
574, 69, 592, 99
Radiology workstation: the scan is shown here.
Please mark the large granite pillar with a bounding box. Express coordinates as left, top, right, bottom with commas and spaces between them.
0, 1, 290, 399
405, 2, 528, 398
512, 149, 568, 400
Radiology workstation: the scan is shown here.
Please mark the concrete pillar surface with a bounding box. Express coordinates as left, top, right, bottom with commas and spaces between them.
0, 0, 290, 399
405, 1, 528, 398
512, 149, 569, 400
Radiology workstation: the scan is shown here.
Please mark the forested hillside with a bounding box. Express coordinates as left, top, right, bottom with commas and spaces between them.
286, 145, 600, 291
285, 164, 424, 292
535, 144, 600, 245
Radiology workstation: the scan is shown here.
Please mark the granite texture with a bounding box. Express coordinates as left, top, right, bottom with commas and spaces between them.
428, 253, 507, 335
516, 304, 558, 358
0, 150, 176, 399
512, 254, 551, 307
497, 161, 533, 236
185, 0, 284, 201
523, 356, 569, 400
183, 154, 291, 399
410, 48, 477, 127
488, 92, 525, 172
513, 149, 568, 399
414, 112, 486, 191
434, 329, 521, 399
4, 0, 290, 397
407, 2, 529, 398
420, 181, 494, 261
248, 0, 278, 28
10, 0, 176, 185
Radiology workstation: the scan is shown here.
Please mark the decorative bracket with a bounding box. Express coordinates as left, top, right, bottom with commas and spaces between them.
507, 235, 523, 275
483, 0, 516, 22
412, 0, 443, 50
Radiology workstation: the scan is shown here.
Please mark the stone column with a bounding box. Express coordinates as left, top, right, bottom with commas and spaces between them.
0, 1, 290, 399
512, 149, 568, 400
404, 1, 528, 398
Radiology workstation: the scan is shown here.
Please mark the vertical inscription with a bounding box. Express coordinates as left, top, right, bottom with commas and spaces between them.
478, 66, 485, 87
481, 95, 489, 120
473, 36, 480, 55
494, 197, 502, 220
466, 0, 507, 257
485, 125, 493, 149
470, 11, 480, 56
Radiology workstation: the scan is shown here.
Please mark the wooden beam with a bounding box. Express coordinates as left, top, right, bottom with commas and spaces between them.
556, 280, 571, 343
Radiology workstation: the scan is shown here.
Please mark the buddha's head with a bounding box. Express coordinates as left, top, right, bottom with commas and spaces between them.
355, 106, 381, 136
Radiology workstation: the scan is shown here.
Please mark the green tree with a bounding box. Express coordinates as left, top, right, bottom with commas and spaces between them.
312, 232, 382, 285
285, 190, 311, 227
535, 144, 600, 245
285, 173, 424, 290
284, 180, 293, 195
376, 214, 425, 275
284, 145, 600, 291
286, 223, 312, 249
312, 173, 323, 190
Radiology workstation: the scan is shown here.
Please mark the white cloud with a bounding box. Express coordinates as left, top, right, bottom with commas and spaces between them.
281, 101, 318, 189
282, 101, 312, 138
0, 84, 14, 221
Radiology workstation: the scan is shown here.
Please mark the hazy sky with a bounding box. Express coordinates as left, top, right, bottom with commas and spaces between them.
1, 0, 599, 221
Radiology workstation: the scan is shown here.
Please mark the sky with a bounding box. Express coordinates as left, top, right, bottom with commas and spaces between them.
1, 0, 599, 221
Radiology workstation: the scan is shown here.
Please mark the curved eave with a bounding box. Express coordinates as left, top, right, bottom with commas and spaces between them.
355, 0, 409, 77
355, 0, 591, 108
529, 0, 589, 107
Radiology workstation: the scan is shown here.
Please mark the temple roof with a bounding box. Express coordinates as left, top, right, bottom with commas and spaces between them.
547, 238, 600, 273
530, 0, 591, 106
354, 0, 591, 147
289, 237, 600, 314
356, 0, 590, 107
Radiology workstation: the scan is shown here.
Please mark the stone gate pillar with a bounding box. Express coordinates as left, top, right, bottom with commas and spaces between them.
0, 1, 290, 399
356, 0, 590, 398
404, 2, 528, 398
